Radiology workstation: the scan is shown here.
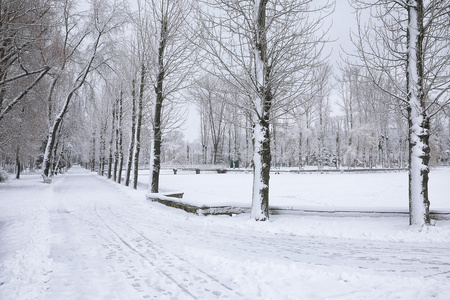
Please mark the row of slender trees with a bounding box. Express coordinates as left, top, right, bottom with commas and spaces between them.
186, 62, 447, 171
0, 0, 124, 178
0, 0, 449, 226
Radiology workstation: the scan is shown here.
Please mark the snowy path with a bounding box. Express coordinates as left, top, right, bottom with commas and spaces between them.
46, 170, 241, 299
1, 166, 450, 299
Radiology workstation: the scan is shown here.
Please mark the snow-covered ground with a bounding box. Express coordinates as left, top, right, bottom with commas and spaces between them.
149, 167, 450, 212
0, 166, 449, 299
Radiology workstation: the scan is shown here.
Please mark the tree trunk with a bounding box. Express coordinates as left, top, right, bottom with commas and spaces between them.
298, 129, 303, 168
251, 116, 271, 221
51, 137, 60, 176
150, 93, 163, 193
233, 123, 239, 168
200, 108, 208, 164
117, 90, 124, 184
47, 77, 58, 125
99, 120, 107, 176
43, 97, 69, 179
90, 130, 96, 172
125, 80, 136, 187
54, 143, 64, 175
150, 20, 167, 194
107, 101, 116, 180
212, 141, 219, 165
113, 98, 119, 182
407, 0, 430, 226
15, 146, 20, 179
335, 124, 340, 169
133, 64, 145, 190
318, 99, 324, 170
251, 0, 271, 221
228, 126, 231, 167
248, 112, 254, 168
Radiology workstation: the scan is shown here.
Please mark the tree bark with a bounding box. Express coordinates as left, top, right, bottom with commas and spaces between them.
51, 136, 60, 175
47, 77, 58, 125
150, 93, 163, 193
117, 90, 124, 184
200, 105, 208, 164
125, 80, 136, 186
407, 0, 430, 226
113, 98, 119, 182
251, 115, 271, 221
250, 0, 271, 221
99, 120, 107, 176
54, 142, 65, 174
15, 146, 20, 179
298, 128, 303, 168
133, 64, 145, 190
150, 20, 167, 194
42, 92, 70, 178
90, 130, 96, 172
107, 101, 116, 180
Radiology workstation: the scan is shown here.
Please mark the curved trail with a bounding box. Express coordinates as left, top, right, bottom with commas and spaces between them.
44, 167, 450, 299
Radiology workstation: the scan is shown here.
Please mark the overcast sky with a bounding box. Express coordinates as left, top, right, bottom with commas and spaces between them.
327, 2, 357, 66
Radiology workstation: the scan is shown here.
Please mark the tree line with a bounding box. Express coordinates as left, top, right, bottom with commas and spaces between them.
0, 0, 449, 226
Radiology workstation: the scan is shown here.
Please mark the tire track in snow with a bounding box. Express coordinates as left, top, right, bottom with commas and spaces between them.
94, 205, 196, 299
106, 205, 243, 297
48, 172, 174, 299
124, 212, 450, 281
51, 171, 202, 298
94, 204, 242, 299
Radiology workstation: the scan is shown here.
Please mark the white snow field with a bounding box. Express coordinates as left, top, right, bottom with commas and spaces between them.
148, 167, 450, 212
0, 166, 449, 299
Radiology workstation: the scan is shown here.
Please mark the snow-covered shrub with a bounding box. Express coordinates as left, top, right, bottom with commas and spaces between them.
0, 168, 9, 182
42, 174, 52, 184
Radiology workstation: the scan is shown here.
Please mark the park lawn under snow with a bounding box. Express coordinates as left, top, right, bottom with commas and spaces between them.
0, 166, 449, 299
143, 167, 450, 212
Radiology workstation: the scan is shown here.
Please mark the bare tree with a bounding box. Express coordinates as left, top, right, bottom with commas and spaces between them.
113, 97, 119, 181
125, 79, 136, 186
107, 94, 116, 179
133, 64, 145, 189
0, 88, 48, 178
126, 0, 151, 190
190, 75, 229, 164
98, 99, 108, 176
0, 0, 51, 174
336, 65, 401, 169
198, 0, 331, 220
0, 0, 51, 123
42, 0, 125, 181
350, 0, 450, 226
146, 0, 196, 193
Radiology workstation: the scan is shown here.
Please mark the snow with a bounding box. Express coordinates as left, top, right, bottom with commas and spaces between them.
251, 122, 266, 220
148, 168, 449, 212
1, 166, 450, 299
